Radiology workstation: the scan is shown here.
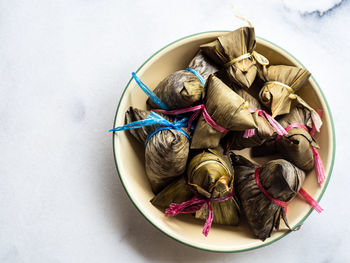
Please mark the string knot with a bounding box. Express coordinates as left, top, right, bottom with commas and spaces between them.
165, 190, 234, 237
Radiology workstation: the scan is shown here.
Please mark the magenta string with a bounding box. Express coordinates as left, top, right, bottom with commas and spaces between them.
255, 168, 289, 208
276, 122, 326, 185
255, 168, 323, 213
298, 188, 323, 213
243, 128, 255, 138
312, 147, 326, 185
153, 104, 228, 133
257, 110, 288, 136
165, 190, 234, 237
243, 109, 287, 138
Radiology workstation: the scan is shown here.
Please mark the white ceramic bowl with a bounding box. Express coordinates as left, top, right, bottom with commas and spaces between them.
112, 31, 335, 252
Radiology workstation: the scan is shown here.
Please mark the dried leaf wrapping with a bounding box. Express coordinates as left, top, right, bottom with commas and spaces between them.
221, 88, 275, 150
125, 107, 158, 143
259, 65, 311, 117
233, 87, 262, 111
278, 106, 319, 171
188, 51, 219, 81
200, 27, 257, 88
223, 112, 276, 150
147, 51, 218, 109
191, 75, 257, 149
230, 153, 305, 240
188, 149, 240, 225
125, 107, 190, 193
151, 176, 193, 208
252, 105, 319, 171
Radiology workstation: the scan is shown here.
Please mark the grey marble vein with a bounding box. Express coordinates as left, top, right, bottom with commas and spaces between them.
301, 0, 348, 18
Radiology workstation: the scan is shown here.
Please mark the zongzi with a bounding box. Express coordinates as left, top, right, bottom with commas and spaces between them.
164, 148, 240, 236
259, 65, 311, 118
187, 148, 240, 226
230, 153, 305, 241
252, 105, 322, 172
151, 176, 193, 208
147, 51, 218, 109
191, 75, 257, 149
123, 107, 190, 193
200, 27, 268, 89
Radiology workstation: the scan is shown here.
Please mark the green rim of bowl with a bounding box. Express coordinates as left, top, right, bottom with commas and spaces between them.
111, 31, 336, 253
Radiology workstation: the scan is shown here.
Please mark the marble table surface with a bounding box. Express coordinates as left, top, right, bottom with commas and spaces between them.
1, 0, 348, 262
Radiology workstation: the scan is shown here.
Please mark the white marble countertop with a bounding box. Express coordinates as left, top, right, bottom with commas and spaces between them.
0, 0, 348, 262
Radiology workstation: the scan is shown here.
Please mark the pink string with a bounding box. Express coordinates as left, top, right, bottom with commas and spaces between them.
276, 122, 325, 185
243, 128, 255, 138
243, 110, 287, 138
202, 203, 213, 237
255, 168, 323, 213
298, 188, 323, 213
255, 168, 289, 208
312, 147, 326, 185
165, 197, 207, 216
257, 110, 288, 136
165, 190, 234, 237
153, 104, 228, 133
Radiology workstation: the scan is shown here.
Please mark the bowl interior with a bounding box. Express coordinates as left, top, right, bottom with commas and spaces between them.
113, 32, 334, 252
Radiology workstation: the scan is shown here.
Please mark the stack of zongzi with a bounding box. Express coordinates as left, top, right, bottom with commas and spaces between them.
110, 22, 326, 241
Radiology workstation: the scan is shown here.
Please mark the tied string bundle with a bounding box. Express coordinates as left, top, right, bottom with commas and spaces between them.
243, 109, 288, 138
132, 71, 228, 134
165, 188, 235, 237
109, 111, 189, 145
255, 168, 323, 214
276, 109, 325, 185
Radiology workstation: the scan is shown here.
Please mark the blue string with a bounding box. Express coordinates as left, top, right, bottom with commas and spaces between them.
186, 68, 205, 87
145, 113, 189, 145
131, 72, 169, 110
109, 111, 189, 146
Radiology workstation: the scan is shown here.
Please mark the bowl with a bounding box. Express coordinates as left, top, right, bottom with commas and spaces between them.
112, 31, 335, 252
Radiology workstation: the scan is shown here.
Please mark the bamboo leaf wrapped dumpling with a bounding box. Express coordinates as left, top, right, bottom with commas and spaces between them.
147, 51, 218, 109
277, 105, 320, 171
200, 27, 260, 89
230, 153, 305, 241
164, 148, 240, 236
151, 176, 193, 208
191, 75, 257, 149
253, 105, 319, 170
259, 65, 311, 118
123, 107, 190, 193
187, 149, 240, 226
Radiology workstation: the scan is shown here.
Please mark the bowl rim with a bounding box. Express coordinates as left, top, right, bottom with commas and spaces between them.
111, 30, 336, 253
